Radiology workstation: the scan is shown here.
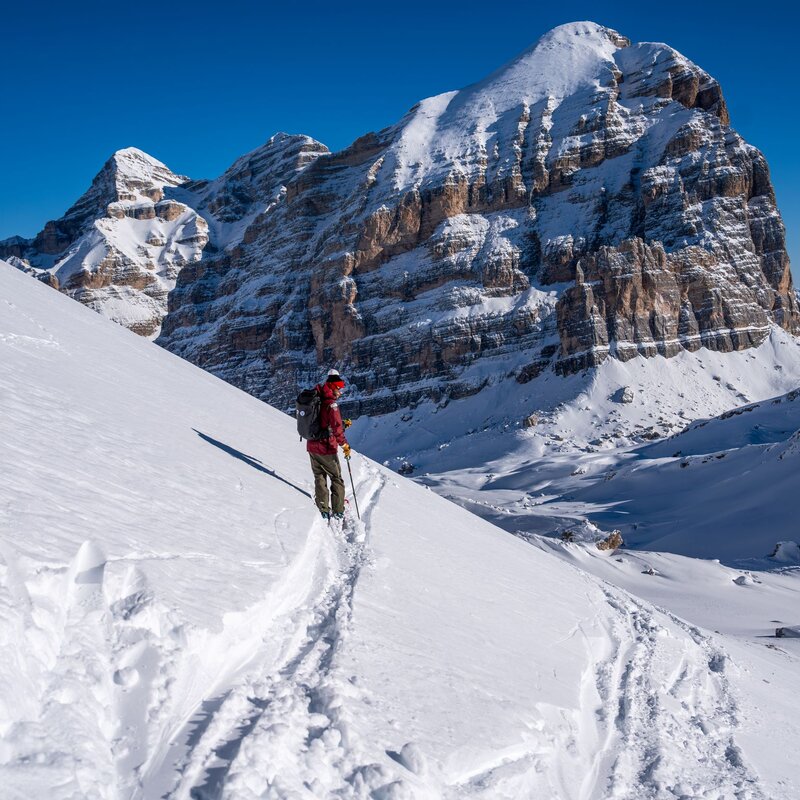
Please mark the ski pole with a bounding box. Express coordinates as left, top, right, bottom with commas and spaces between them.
346, 457, 360, 519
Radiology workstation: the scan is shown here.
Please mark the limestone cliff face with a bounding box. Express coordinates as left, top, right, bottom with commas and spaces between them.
158, 23, 798, 413
6, 23, 798, 412
1, 149, 207, 337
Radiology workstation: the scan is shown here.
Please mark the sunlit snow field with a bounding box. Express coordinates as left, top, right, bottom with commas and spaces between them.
2, 261, 799, 799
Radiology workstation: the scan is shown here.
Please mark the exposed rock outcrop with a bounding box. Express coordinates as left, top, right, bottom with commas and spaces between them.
597, 530, 624, 551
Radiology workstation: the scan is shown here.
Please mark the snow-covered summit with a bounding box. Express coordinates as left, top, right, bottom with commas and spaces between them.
381, 20, 719, 194
106, 146, 188, 192
215, 133, 326, 190
175, 132, 329, 247
0, 146, 190, 263
1, 146, 205, 338
111, 146, 176, 169
58, 146, 189, 234
461, 21, 625, 102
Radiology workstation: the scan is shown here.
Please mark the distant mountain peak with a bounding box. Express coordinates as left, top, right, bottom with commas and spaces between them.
100, 147, 188, 197
199, 133, 329, 225
110, 145, 167, 165
461, 20, 628, 97
219, 132, 328, 182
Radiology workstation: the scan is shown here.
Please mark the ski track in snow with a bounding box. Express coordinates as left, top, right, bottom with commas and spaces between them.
1, 469, 773, 800
436, 578, 766, 800
579, 584, 765, 800
0, 459, 386, 800
141, 464, 387, 799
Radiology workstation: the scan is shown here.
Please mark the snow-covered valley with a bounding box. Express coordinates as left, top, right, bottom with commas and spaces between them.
2, 255, 799, 800
350, 328, 800, 557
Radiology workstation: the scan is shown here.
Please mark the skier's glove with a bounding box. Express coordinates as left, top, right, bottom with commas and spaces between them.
343, 418, 352, 428
343, 444, 352, 460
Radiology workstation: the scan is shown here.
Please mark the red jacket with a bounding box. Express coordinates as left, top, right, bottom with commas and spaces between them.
306, 383, 348, 456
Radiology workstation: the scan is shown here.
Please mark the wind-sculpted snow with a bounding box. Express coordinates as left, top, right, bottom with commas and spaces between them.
3, 259, 795, 797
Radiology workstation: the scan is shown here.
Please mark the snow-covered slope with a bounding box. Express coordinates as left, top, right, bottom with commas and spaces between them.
645, 387, 800, 457
389, 342, 800, 561
351, 330, 800, 554
566, 387, 800, 558
3, 258, 798, 798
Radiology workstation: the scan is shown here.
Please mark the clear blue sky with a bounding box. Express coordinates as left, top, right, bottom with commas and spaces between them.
2, 1, 797, 274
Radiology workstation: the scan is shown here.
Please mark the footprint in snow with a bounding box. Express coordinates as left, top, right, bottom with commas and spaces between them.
109, 564, 153, 621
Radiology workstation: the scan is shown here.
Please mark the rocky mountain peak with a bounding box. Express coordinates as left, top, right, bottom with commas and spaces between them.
5, 23, 798, 420
82, 146, 189, 223
19, 147, 189, 259
219, 134, 327, 184
1, 146, 206, 338
105, 146, 188, 201
198, 133, 329, 225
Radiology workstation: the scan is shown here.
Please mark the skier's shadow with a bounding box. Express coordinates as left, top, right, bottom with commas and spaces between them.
193, 429, 311, 499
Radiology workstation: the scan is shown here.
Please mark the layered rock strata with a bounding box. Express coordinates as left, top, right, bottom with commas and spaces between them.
158, 23, 798, 412
6, 22, 798, 413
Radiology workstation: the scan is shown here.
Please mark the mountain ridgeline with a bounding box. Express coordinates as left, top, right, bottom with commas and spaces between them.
4, 22, 797, 414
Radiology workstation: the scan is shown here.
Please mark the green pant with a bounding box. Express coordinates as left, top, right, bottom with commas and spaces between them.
309, 453, 345, 514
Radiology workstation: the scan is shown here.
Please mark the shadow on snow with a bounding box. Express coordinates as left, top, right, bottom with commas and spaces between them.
193, 429, 311, 500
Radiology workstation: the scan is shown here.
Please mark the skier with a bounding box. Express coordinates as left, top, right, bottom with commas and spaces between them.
307, 369, 352, 521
